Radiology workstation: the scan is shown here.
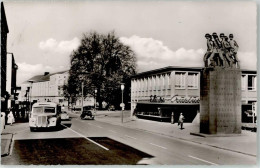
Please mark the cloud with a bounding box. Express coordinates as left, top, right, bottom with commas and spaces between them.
120, 35, 204, 72
39, 37, 80, 53
120, 35, 256, 72
16, 62, 67, 85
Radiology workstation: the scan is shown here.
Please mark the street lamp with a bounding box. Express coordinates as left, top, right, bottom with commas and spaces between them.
121, 83, 125, 123
81, 81, 84, 113
28, 80, 34, 112
94, 89, 97, 112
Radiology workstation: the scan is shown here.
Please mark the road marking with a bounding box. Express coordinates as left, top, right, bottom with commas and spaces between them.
109, 130, 117, 133
61, 124, 109, 151
188, 155, 218, 165
125, 135, 137, 140
149, 143, 167, 149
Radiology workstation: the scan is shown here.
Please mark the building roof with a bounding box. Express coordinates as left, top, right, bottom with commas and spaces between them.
23, 70, 69, 84
132, 66, 257, 79
132, 66, 203, 79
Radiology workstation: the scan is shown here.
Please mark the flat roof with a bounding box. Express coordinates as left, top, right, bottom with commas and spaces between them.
132, 66, 257, 79
132, 66, 202, 78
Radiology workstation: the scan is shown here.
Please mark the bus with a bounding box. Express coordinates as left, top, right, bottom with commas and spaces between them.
29, 102, 61, 131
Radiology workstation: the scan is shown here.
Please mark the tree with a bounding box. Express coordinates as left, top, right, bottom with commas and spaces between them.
64, 31, 137, 109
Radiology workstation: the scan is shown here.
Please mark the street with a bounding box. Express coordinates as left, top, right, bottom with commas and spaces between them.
1, 111, 256, 165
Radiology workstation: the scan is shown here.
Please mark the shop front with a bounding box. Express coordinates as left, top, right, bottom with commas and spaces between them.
134, 96, 200, 123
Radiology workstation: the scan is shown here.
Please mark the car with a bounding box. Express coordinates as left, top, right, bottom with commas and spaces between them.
60, 111, 70, 120
80, 110, 95, 120
1, 112, 6, 134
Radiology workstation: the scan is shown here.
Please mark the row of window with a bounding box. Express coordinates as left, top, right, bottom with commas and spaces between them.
132, 73, 257, 93
132, 72, 199, 92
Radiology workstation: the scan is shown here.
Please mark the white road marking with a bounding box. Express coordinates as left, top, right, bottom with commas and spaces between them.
125, 135, 137, 140
61, 124, 109, 151
188, 155, 218, 165
149, 143, 167, 149
109, 130, 117, 133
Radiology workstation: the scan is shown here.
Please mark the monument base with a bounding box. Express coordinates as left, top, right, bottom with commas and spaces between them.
200, 67, 242, 134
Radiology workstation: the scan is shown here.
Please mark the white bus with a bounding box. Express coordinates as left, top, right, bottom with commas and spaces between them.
29, 102, 61, 131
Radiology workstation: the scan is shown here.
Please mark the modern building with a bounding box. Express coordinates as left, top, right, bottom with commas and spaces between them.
1, 2, 9, 112
131, 66, 257, 123
21, 71, 69, 105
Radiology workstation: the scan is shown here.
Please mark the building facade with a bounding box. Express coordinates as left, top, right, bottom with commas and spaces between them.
1, 2, 9, 112
20, 70, 94, 107
6, 53, 18, 109
131, 66, 257, 123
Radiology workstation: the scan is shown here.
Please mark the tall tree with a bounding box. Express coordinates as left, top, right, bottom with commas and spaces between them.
64, 31, 136, 109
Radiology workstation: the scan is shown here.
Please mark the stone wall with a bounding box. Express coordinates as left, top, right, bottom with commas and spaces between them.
200, 67, 241, 134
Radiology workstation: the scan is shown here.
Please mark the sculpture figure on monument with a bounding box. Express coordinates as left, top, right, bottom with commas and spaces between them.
229, 34, 240, 68
203, 33, 213, 67
209, 33, 224, 67
222, 35, 235, 68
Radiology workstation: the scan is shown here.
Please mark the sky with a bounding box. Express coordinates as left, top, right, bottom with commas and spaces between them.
4, 0, 257, 85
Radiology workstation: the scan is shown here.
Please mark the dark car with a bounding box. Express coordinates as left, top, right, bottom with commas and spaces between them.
80, 110, 95, 120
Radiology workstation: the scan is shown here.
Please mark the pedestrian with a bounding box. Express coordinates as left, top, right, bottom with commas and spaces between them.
178, 113, 185, 129
7, 111, 15, 126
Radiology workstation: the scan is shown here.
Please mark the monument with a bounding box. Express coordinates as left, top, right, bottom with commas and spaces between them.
200, 33, 241, 134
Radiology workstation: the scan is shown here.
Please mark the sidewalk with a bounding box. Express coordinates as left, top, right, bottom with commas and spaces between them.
94, 110, 257, 157
1, 131, 13, 157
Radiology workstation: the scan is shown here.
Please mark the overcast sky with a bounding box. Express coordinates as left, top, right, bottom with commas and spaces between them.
4, 0, 257, 85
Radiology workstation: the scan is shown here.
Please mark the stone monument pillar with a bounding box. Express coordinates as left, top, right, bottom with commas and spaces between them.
200, 33, 241, 134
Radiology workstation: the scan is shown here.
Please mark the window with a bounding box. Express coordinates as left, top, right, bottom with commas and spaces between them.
241, 75, 246, 90
187, 72, 199, 89
248, 75, 257, 91
175, 72, 186, 89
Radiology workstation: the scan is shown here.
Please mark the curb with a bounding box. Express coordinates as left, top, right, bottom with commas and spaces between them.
1, 133, 13, 157
96, 118, 257, 157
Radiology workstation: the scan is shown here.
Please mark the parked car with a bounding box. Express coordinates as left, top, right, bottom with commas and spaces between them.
60, 111, 70, 120
80, 110, 95, 120
1, 112, 6, 134
72, 106, 82, 114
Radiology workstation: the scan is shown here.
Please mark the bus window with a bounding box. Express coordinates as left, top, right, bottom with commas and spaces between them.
45, 107, 55, 113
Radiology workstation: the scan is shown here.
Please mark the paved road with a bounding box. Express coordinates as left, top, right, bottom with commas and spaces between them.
1, 113, 256, 165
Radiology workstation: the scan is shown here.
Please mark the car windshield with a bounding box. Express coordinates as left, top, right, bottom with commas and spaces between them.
33, 106, 56, 114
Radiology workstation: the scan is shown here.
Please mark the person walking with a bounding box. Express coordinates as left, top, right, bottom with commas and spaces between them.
7, 111, 15, 126
178, 113, 185, 129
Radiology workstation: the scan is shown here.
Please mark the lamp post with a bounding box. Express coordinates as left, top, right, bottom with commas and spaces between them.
121, 83, 125, 123
28, 80, 34, 112
94, 89, 97, 112
81, 81, 84, 112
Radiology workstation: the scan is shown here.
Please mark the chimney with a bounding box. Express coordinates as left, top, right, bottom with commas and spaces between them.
44, 72, 49, 76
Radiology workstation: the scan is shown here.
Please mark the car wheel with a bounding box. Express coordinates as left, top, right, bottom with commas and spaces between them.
30, 127, 35, 132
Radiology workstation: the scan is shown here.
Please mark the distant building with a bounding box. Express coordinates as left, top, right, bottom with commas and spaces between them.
6, 53, 18, 109
1, 2, 9, 112
20, 70, 94, 107
131, 66, 257, 123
